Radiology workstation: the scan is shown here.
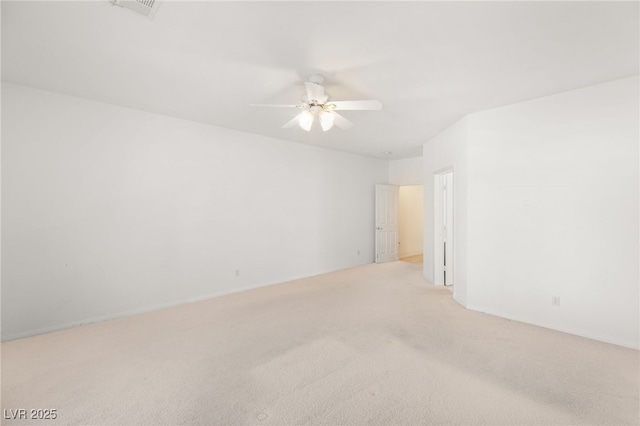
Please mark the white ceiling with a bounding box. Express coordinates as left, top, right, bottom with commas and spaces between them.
2, 1, 638, 159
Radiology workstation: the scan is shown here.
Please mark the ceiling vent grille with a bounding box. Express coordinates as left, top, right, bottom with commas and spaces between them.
111, 0, 161, 18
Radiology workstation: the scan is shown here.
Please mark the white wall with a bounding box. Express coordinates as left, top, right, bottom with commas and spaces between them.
467, 76, 639, 349
389, 157, 422, 185
1, 83, 388, 341
424, 76, 639, 349
398, 185, 423, 258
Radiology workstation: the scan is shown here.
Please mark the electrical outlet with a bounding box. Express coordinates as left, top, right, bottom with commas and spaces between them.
235, 269, 240, 277
552, 296, 560, 307
357, 249, 360, 255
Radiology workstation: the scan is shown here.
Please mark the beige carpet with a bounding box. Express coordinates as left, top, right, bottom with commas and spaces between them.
2, 262, 638, 425
400, 254, 423, 264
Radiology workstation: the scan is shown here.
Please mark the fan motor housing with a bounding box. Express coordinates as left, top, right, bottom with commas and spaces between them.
308, 74, 325, 85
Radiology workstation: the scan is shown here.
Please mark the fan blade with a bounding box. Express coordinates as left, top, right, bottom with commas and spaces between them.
251, 104, 299, 108
332, 111, 354, 129
282, 114, 301, 129
304, 82, 325, 103
331, 100, 382, 110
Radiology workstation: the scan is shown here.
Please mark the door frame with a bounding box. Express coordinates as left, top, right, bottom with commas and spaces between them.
433, 169, 454, 286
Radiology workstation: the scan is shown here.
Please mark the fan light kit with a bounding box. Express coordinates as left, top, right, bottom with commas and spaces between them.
252, 74, 382, 132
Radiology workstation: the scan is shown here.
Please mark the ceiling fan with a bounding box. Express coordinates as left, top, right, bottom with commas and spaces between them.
252, 74, 382, 132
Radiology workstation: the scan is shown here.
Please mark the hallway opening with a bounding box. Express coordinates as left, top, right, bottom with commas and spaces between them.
398, 185, 424, 265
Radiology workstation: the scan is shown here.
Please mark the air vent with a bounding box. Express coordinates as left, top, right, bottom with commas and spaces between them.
111, 0, 161, 18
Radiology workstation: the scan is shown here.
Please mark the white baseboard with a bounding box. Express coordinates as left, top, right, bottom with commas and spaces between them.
2, 261, 374, 342
465, 303, 639, 350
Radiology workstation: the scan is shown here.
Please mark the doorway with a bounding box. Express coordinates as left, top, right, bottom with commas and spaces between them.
398, 185, 424, 264
434, 171, 453, 286
375, 184, 424, 265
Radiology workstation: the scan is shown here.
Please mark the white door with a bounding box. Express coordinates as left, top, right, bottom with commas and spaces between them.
375, 184, 399, 263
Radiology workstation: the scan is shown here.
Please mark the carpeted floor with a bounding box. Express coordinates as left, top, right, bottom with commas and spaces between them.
400, 254, 423, 264
2, 262, 638, 425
